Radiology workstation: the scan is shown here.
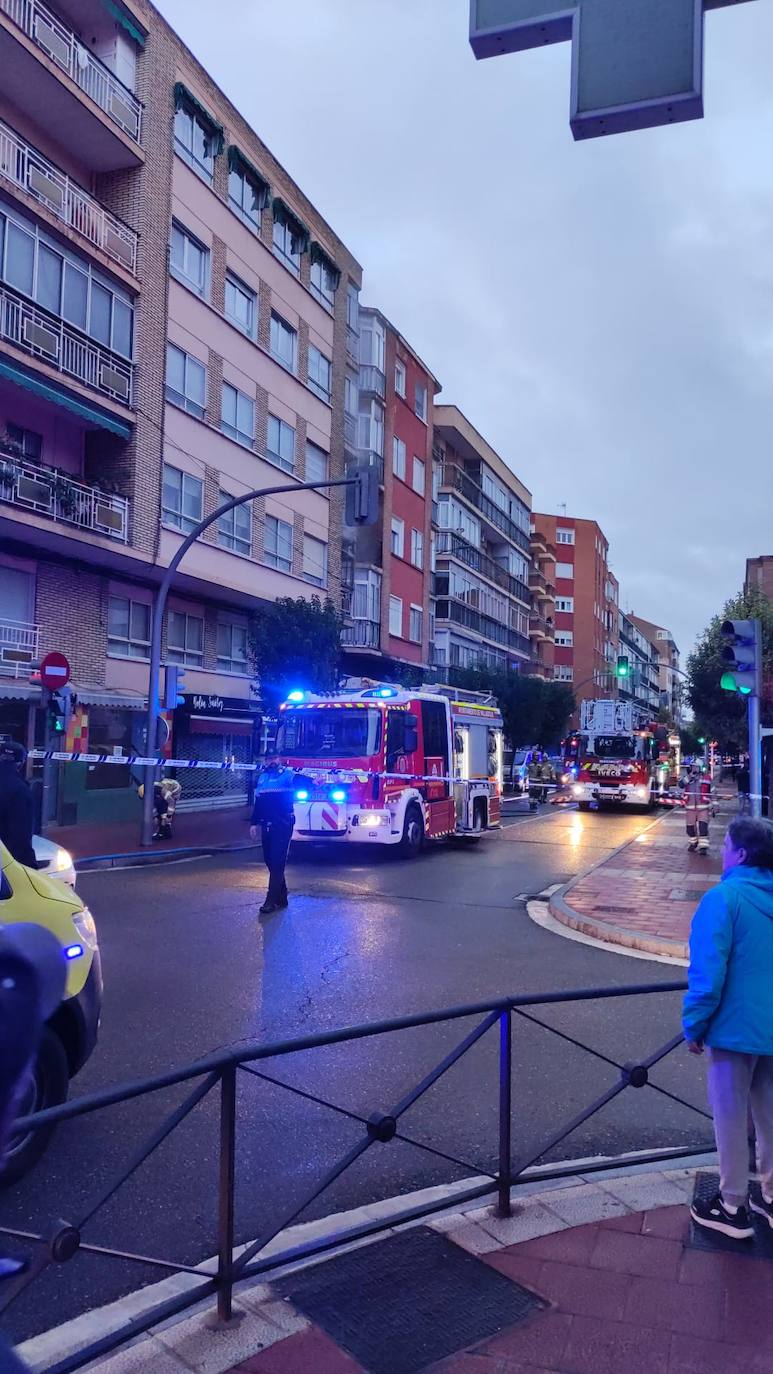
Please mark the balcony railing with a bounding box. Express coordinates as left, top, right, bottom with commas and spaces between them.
0, 281, 133, 405
0, 0, 142, 143
440, 464, 531, 554
341, 618, 380, 649
358, 364, 386, 399
0, 455, 129, 541
529, 614, 554, 640
435, 598, 531, 656
0, 119, 138, 273
435, 530, 530, 605
341, 587, 352, 618
0, 617, 39, 676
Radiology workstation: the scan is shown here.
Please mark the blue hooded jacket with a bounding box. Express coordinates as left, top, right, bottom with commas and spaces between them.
683, 865, 773, 1053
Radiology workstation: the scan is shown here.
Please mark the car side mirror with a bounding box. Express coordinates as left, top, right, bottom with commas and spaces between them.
0, 870, 12, 901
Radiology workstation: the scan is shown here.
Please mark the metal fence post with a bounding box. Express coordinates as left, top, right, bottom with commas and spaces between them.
217, 1065, 237, 1321
497, 1008, 512, 1217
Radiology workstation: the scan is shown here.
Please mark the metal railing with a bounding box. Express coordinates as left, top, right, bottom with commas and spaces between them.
440, 464, 532, 554
0, 119, 138, 274
0, 980, 711, 1374
436, 530, 530, 604
0, 617, 39, 675
0, 282, 133, 405
0, 456, 129, 541
359, 363, 385, 399
435, 598, 532, 656
529, 614, 554, 639
0, 0, 142, 144
341, 617, 380, 648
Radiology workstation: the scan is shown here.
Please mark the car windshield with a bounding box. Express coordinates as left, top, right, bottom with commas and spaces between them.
276, 708, 381, 759
589, 735, 636, 759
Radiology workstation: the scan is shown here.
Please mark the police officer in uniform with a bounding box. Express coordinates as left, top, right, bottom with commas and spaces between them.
250, 761, 309, 914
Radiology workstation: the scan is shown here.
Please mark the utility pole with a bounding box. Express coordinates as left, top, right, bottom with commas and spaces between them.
750, 619, 763, 819
720, 619, 763, 819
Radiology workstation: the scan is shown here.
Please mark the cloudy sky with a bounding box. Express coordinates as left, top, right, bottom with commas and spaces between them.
157, 0, 773, 658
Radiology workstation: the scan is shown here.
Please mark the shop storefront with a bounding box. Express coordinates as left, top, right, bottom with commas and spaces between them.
172, 694, 261, 811
57, 688, 147, 825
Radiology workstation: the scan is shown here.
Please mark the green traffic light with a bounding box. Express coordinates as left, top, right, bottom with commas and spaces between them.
739, 683, 752, 696
720, 672, 738, 693
697, 736, 706, 745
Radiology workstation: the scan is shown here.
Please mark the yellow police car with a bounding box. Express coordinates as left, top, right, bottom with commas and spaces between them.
0, 841, 101, 1185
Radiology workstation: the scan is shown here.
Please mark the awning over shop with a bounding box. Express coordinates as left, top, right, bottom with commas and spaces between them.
74, 686, 146, 710
188, 716, 252, 736
0, 358, 132, 438
0, 680, 38, 702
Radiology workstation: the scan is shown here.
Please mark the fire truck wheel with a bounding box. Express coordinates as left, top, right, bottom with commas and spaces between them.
577, 801, 591, 812
399, 804, 424, 858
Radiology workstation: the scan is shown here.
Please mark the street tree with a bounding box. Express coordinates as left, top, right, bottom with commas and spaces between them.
249, 596, 341, 713
446, 667, 575, 750
687, 587, 773, 751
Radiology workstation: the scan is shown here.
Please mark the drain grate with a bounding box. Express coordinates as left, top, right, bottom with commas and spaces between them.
689, 1172, 773, 1262
281, 1225, 546, 1373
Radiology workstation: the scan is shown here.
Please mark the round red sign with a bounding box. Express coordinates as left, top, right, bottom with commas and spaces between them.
40, 651, 71, 690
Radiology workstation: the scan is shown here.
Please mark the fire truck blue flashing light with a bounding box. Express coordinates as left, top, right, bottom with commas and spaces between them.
377, 687, 396, 698
330, 788, 346, 803
287, 689, 305, 703
295, 789, 310, 802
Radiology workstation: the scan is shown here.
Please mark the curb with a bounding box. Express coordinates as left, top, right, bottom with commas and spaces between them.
75, 841, 259, 872
548, 811, 690, 962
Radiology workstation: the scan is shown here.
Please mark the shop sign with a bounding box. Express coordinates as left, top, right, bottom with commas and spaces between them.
180, 694, 255, 717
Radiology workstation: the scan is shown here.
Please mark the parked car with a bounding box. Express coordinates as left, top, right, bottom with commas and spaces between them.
32, 835, 76, 888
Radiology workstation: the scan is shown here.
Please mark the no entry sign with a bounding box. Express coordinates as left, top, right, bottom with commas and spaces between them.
40, 651, 71, 690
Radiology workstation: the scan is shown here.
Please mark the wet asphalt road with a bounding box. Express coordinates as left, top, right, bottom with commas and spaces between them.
2, 803, 710, 1343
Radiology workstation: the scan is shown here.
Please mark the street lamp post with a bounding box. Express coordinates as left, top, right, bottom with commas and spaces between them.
140, 474, 365, 846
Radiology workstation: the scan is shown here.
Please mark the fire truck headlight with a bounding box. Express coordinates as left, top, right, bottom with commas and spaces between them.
572, 784, 583, 798
360, 812, 383, 826
635, 786, 647, 798
330, 788, 347, 803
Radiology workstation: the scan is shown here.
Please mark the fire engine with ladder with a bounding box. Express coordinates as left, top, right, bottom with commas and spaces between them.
273, 683, 504, 856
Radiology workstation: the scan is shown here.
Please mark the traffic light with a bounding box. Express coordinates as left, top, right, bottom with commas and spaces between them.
163, 664, 186, 710
48, 692, 65, 734
616, 655, 630, 679
720, 619, 760, 696
345, 458, 380, 525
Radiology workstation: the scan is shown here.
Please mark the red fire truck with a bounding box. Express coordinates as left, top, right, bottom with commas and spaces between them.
567, 699, 659, 811
273, 684, 504, 856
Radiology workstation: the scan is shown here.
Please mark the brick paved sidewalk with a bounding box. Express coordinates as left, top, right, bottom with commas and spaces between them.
549, 813, 726, 961
47, 804, 253, 863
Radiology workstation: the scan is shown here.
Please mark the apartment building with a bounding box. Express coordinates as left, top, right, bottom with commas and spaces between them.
629, 615, 682, 723
431, 406, 532, 674
618, 610, 660, 714
0, 0, 361, 822
531, 513, 619, 710
528, 525, 556, 678
746, 555, 773, 601
341, 307, 438, 675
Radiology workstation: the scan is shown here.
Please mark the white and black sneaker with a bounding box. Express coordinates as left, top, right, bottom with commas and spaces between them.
690, 1191, 754, 1240
750, 1192, 773, 1230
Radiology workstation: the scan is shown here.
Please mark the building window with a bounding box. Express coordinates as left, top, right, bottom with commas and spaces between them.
217, 620, 249, 673
555, 561, 574, 579
310, 256, 337, 310
221, 383, 254, 447
167, 609, 204, 666
411, 528, 424, 568
218, 490, 252, 556
556, 596, 574, 613
306, 441, 328, 485
307, 345, 332, 402
409, 605, 423, 643
228, 156, 267, 232
162, 463, 203, 533
264, 514, 292, 572
555, 631, 573, 647
272, 211, 305, 276
395, 359, 406, 398
414, 382, 428, 422
165, 343, 206, 418
354, 568, 381, 621
390, 516, 404, 558
412, 456, 425, 496
270, 312, 297, 373
174, 93, 218, 183
225, 272, 256, 337
107, 595, 150, 660
553, 664, 574, 682
392, 436, 406, 481
358, 399, 384, 456
303, 533, 327, 586
360, 317, 385, 371
346, 283, 359, 332
389, 595, 403, 638
170, 222, 209, 297
267, 414, 295, 473
6, 422, 42, 461
345, 373, 358, 420
555, 528, 575, 545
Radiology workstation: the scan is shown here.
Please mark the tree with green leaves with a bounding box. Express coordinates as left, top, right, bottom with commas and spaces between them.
249, 596, 342, 714
687, 587, 773, 751
441, 666, 575, 751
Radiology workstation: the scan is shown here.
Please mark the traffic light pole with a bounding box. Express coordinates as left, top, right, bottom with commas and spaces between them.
750, 618, 763, 819
141, 475, 361, 846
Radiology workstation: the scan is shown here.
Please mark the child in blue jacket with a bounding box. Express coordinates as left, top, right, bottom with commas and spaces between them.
683, 816, 773, 1239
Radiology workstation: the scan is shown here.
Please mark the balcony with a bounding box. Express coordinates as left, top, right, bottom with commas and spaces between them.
435, 530, 530, 605
341, 619, 380, 650
358, 364, 385, 399
431, 500, 439, 527
0, 281, 133, 406
529, 614, 554, 640
347, 450, 384, 487
0, 0, 143, 170
440, 464, 531, 554
0, 120, 138, 275
0, 454, 129, 541
435, 598, 531, 657
0, 617, 39, 676
530, 529, 547, 556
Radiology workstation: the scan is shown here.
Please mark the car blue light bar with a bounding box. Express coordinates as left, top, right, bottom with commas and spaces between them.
286, 690, 305, 703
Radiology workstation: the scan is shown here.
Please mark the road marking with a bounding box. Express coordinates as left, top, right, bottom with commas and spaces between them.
525, 900, 688, 967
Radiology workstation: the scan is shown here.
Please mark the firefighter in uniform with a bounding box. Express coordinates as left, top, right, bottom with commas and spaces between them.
249, 762, 312, 914
682, 762, 713, 854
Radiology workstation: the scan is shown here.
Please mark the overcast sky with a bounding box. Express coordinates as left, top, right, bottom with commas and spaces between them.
156, 0, 773, 658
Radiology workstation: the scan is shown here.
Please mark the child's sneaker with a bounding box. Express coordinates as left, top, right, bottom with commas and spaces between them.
750, 1192, 773, 1229
690, 1191, 754, 1239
